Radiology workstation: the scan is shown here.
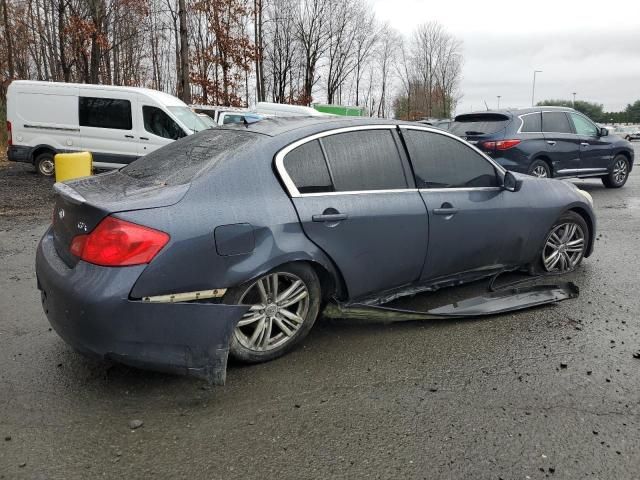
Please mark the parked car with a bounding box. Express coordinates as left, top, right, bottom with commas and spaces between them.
449, 107, 634, 188
36, 118, 596, 381
6, 80, 208, 176
613, 126, 640, 141
192, 105, 266, 125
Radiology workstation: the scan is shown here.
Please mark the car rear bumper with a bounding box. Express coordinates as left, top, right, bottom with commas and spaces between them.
36, 227, 248, 384
7, 145, 32, 163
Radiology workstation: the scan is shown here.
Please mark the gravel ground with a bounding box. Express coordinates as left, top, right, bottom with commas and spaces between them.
1, 147, 639, 479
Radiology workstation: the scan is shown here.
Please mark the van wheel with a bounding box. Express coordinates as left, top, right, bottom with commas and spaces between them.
35, 152, 55, 177
226, 263, 321, 363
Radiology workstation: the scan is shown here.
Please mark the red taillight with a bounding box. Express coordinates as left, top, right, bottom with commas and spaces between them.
6, 121, 12, 146
481, 139, 521, 151
69, 216, 170, 267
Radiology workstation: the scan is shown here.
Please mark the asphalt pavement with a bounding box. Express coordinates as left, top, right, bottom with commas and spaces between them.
1, 146, 639, 479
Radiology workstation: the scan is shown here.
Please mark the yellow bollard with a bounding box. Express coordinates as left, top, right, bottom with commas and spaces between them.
54, 152, 93, 182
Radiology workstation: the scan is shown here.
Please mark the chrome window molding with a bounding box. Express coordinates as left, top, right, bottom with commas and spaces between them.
517, 110, 592, 135
275, 124, 401, 198
275, 123, 510, 199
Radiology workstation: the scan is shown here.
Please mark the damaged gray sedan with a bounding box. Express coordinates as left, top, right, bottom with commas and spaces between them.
36, 117, 596, 383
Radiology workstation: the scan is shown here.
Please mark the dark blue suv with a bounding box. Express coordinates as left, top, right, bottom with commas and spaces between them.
449, 107, 634, 188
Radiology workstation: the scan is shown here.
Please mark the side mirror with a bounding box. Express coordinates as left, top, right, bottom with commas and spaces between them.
599, 127, 609, 137
502, 171, 523, 192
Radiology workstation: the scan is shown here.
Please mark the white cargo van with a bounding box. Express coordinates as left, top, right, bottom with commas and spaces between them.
6, 80, 208, 175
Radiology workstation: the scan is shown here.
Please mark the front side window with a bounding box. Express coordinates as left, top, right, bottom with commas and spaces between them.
79, 97, 132, 130
542, 112, 573, 133
283, 140, 334, 194
521, 113, 542, 132
143, 106, 185, 140
404, 130, 498, 188
570, 113, 598, 136
321, 130, 408, 192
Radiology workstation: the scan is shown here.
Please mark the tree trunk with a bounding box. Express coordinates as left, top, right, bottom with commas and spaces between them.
178, 0, 191, 103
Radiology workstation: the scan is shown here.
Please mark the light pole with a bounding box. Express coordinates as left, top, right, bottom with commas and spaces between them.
531, 70, 542, 107
572, 92, 576, 107
497, 95, 501, 109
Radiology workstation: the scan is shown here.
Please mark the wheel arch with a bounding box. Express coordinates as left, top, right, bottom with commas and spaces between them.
30, 144, 58, 163
531, 155, 553, 176
567, 206, 595, 258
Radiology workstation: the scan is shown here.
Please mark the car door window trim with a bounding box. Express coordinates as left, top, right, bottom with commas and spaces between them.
276, 125, 402, 198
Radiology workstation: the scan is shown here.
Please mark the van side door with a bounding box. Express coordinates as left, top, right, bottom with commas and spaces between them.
78, 89, 139, 168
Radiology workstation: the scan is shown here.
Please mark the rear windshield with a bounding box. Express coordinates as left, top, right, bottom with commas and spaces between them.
121, 129, 260, 186
449, 113, 510, 136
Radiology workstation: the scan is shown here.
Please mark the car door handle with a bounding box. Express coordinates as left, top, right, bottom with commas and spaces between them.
312, 213, 348, 222
140, 137, 149, 141
546, 140, 556, 146
580, 142, 590, 147
124, 134, 134, 139
433, 207, 459, 215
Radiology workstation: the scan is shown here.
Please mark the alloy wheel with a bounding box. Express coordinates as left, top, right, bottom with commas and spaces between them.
542, 222, 585, 272
235, 272, 310, 352
39, 159, 55, 176
532, 165, 548, 178
612, 158, 628, 185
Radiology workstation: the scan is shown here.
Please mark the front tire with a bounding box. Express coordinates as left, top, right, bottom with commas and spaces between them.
226, 263, 321, 363
533, 211, 588, 274
35, 152, 55, 177
528, 160, 551, 178
601, 155, 629, 188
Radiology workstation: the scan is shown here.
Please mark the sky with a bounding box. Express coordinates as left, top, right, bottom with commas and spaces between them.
371, 0, 640, 115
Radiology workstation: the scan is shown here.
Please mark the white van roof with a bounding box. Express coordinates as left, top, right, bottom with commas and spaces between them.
8, 80, 187, 107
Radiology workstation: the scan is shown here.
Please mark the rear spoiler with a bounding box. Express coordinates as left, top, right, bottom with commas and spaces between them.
53, 182, 86, 205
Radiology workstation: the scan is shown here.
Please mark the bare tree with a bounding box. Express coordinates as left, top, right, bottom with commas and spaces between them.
295, 0, 330, 105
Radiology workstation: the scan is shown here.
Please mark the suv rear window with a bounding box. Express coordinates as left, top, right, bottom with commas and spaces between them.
122, 129, 259, 186
449, 113, 510, 136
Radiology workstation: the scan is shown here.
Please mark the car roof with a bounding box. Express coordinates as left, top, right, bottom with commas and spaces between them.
455, 106, 577, 119
219, 116, 412, 137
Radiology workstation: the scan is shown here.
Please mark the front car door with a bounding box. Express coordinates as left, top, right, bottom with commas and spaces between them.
400, 126, 532, 282
78, 89, 139, 168
568, 112, 613, 174
541, 111, 581, 176
140, 105, 187, 156
276, 126, 429, 301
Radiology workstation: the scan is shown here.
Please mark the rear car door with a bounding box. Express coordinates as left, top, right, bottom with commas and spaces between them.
78, 90, 140, 167
400, 126, 530, 281
541, 111, 581, 175
277, 126, 429, 301
568, 112, 613, 173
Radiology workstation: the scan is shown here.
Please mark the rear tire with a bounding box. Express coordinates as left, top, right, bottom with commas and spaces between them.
226, 263, 321, 363
528, 160, 551, 178
34, 152, 55, 177
601, 155, 629, 188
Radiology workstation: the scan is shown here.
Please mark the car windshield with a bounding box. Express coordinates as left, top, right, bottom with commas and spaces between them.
449, 113, 510, 136
168, 106, 209, 133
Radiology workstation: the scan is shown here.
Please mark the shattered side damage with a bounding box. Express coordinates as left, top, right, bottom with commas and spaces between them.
323, 281, 579, 322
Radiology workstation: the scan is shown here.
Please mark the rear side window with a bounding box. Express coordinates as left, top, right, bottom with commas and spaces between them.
122, 129, 259, 186
542, 112, 572, 133
283, 140, 333, 194
79, 97, 132, 130
143, 106, 185, 140
521, 113, 542, 132
404, 130, 498, 188
449, 113, 510, 136
321, 130, 408, 192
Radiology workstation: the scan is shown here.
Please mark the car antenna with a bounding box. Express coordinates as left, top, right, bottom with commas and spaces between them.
484, 100, 489, 111
243, 116, 249, 128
